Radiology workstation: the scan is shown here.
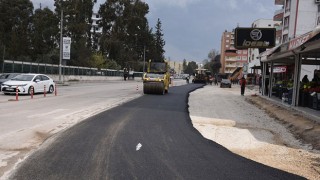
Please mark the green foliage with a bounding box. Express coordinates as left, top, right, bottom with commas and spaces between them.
0, 0, 164, 71
0, 0, 34, 60
99, 0, 164, 69
185, 61, 198, 75
182, 59, 188, 73
31, 7, 59, 62
153, 18, 165, 62
203, 49, 221, 74
90, 52, 105, 69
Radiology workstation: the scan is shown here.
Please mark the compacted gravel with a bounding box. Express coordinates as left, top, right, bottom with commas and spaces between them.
188, 84, 320, 180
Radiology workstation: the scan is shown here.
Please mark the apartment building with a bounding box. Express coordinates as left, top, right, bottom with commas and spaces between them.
274, 0, 319, 78
91, 12, 103, 50
220, 30, 248, 75
275, 0, 318, 43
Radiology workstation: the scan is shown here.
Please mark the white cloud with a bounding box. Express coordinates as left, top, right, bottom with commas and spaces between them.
143, 0, 200, 9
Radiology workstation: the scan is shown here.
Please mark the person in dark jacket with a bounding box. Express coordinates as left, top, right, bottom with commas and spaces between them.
240, 76, 246, 96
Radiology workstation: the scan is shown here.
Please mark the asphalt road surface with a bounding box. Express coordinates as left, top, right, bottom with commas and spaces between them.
9, 84, 304, 180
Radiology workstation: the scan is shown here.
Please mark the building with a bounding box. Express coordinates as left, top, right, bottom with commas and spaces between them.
275, 0, 318, 43
220, 30, 248, 75
168, 61, 184, 75
274, 0, 319, 78
91, 12, 103, 50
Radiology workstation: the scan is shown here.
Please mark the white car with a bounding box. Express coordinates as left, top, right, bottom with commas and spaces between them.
1, 74, 55, 95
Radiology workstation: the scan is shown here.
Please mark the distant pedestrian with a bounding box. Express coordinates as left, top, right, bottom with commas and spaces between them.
302, 75, 309, 83
259, 76, 262, 93
240, 76, 246, 96
214, 78, 218, 86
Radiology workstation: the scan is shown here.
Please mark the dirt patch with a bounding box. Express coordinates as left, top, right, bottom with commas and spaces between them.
244, 95, 320, 179
246, 96, 320, 150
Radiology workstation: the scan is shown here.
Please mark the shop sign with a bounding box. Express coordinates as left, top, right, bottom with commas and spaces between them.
288, 32, 312, 50
273, 66, 287, 73
235, 28, 276, 49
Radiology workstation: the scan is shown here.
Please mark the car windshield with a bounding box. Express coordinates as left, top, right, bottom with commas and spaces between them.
11, 74, 34, 81
221, 79, 230, 83
145, 73, 164, 78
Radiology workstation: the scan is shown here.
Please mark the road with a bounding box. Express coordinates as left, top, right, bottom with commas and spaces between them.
0, 80, 143, 178
7, 83, 303, 179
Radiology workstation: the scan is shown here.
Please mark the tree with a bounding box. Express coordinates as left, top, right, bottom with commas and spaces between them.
99, 0, 152, 69
203, 49, 221, 74
54, 0, 97, 66
185, 61, 198, 75
153, 18, 165, 62
31, 7, 59, 63
182, 59, 187, 73
0, 0, 34, 60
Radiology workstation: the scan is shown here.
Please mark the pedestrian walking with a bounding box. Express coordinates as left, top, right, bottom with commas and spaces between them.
240, 76, 246, 96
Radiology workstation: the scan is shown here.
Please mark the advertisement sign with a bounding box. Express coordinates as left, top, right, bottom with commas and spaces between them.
63, 37, 71, 60
235, 28, 276, 49
273, 66, 287, 73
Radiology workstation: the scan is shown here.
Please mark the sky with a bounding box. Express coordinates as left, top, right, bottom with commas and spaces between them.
31, 0, 279, 62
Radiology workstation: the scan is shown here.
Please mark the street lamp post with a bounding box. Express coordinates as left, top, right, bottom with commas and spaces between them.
59, 5, 63, 83
143, 45, 146, 73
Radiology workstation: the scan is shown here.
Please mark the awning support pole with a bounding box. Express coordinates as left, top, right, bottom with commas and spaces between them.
292, 54, 302, 106
269, 62, 274, 98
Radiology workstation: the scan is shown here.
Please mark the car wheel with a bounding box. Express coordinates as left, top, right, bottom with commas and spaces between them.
28, 86, 34, 95
48, 85, 54, 93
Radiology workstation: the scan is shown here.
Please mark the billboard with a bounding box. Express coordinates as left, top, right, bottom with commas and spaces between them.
235, 28, 276, 49
63, 37, 71, 60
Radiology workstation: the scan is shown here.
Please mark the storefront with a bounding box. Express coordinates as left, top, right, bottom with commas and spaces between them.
260, 26, 320, 110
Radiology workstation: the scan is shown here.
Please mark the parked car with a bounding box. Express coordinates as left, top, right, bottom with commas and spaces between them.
0, 73, 21, 91
1, 74, 55, 95
220, 79, 232, 88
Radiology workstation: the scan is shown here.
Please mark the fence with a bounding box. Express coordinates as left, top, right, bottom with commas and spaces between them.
1, 60, 143, 78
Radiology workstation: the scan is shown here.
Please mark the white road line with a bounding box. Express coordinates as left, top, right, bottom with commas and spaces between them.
136, 143, 142, 151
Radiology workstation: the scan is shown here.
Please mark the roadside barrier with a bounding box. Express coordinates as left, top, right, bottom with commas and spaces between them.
16, 87, 18, 101
44, 85, 46, 97
55, 84, 57, 96
31, 87, 34, 99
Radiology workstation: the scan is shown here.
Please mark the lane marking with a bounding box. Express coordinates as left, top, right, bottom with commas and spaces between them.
136, 143, 142, 151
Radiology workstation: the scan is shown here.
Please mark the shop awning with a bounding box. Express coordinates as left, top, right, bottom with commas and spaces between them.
261, 26, 320, 64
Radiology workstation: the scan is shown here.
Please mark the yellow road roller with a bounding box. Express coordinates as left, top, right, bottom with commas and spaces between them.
143, 60, 170, 95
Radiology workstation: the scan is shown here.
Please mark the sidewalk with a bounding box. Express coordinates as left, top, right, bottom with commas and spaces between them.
246, 85, 320, 124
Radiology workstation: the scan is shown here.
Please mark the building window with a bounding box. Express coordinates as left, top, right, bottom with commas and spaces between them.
242, 56, 247, 61
237, 56, 241, 60
284, 17, 289, 30
96, 14, 100, 18
285, 0, 291, 12
226, 34, 230, 37
226, 40, 230, 43
237, 50, 242, 54
243, 50, 247, 54
226, 45, 229, 48
283, 34, 288, 43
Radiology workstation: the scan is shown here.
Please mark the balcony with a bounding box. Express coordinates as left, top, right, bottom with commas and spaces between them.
225, 64, 237, 68
274, 9, 284, 21
275, 0, 284, 5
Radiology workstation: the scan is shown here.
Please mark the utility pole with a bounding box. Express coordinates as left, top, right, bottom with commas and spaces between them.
59, 5, 63, 83
143, 45, 146, 73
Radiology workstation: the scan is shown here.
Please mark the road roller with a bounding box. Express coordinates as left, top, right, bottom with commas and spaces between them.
143, 60, 170, 95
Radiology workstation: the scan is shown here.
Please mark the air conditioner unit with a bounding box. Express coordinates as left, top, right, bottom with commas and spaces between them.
316, 0, 320, 3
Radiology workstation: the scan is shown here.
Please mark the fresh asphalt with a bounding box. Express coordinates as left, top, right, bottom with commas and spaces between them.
9, 84, 304, 180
